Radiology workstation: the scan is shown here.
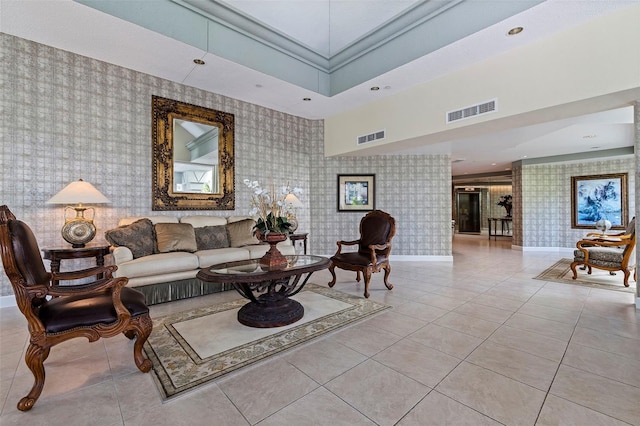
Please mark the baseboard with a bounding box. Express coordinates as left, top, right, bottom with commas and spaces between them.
0, 295, 16, 308
317, 254, 453, 262
512, 245, 574, 254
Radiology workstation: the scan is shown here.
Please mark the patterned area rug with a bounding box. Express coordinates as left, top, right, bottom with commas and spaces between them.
144, 283, 389, 400
534, 258, 635, 293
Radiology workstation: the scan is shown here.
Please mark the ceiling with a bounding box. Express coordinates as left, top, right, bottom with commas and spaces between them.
1, 0, 637, 178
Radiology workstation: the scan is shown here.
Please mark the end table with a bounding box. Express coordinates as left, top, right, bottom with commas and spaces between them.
42, 245, 111, 286
289, 233, 308, 254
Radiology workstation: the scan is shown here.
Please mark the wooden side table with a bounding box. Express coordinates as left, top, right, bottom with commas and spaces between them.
289, 233, 308, 254
42, 245, 111, 285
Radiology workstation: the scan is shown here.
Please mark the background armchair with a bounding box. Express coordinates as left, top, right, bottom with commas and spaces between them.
328, 210, 396, 298
0, 205, 152, 411
570, 217, 636, 287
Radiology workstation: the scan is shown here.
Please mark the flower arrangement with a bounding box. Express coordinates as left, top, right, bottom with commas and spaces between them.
243, 179, 303, 235
497, 194, 513, 216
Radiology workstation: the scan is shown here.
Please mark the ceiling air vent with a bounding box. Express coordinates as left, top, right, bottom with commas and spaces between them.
357, 129, 385, 145
446, 99, 497, 123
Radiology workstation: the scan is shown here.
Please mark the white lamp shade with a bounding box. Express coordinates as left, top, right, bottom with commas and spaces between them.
284, 193, 303, 208
47, 179, 111, 205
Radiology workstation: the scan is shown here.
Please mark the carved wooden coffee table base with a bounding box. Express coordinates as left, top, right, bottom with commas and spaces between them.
197, 255, 330, 328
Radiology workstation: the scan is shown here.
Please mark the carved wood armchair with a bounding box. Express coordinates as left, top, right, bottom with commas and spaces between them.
0, 205, 152, 411
328, 210, 396, 298
570, 217, 636, 287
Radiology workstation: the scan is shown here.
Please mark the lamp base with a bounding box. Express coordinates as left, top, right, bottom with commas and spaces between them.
61, 207, 96, 248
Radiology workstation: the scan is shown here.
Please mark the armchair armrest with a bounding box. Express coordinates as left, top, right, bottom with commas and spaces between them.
52, 265, 117, 282
334, 239, 359, 255
47, 275, 128, 297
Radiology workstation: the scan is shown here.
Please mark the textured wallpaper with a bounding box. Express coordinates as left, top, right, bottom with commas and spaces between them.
0, 34, 453, 297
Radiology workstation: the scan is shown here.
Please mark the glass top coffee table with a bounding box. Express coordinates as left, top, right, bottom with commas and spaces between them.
197, 255, 330, 328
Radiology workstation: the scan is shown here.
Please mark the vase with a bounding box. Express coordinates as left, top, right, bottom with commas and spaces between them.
504, 205, 512, 217
257, 232, 288, 269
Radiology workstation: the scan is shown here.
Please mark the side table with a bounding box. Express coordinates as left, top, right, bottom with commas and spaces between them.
42, 245, 111, 286
289, 233, 308, 254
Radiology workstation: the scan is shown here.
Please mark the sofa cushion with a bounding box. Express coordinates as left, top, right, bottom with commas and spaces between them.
155, 223, 197, 253
180, 216, 227, 228
226, 219, 260, 247
194, 225, 229, 250
196, 247, 252, 268
105, 219, 155, 259
116, 252, 199, 279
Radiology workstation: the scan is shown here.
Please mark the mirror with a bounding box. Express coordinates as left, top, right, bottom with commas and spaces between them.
152, 96, 234, 210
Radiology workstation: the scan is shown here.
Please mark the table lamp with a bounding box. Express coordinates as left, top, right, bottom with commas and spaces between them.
46, 179, 111, 247
284, 193, 303, 233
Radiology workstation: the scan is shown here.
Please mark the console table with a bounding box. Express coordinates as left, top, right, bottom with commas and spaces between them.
488, 217, 512, 240
42, 245, 111, 286
197, 255, 330, 328
289, 233, 308, 254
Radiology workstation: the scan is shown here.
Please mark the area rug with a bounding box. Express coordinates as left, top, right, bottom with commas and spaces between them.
144, 283, 390, 400
534, 258, 635, 293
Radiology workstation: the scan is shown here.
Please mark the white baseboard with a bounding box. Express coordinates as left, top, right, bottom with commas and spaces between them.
317, 254, 454, 262
0, 295, 16, 308
512, 245, 574, 255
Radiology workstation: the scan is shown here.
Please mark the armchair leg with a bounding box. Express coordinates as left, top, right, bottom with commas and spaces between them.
128, 314, 153, 373
356, 271, 361, 282
328, 263, 337, 288
570, 261, 581, 280
383, 264, 393, 290
19, 343, 50, 411
363, 269, 372, 298
623, 270, 630, 287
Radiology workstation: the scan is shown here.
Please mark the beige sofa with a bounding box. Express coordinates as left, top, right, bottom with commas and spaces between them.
106, 215, 295, 304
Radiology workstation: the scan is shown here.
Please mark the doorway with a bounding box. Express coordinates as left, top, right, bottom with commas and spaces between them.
457, 192, 481, 233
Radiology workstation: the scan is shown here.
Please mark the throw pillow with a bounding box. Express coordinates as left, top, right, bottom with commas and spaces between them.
226, 218, 260, 247
194, 225, 230, 250
105, 218, 155, 259
154, 223, 197, 253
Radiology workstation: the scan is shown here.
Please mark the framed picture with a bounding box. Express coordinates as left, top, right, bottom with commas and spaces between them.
571, 173, 628, 229
338, 174, 375, 212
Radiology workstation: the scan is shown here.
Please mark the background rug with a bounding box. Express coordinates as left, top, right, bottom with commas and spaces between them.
534, 258, 635, 293
144, 283, 390, 400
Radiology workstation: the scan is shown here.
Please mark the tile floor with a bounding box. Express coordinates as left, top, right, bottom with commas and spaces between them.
1, 234, 639, 425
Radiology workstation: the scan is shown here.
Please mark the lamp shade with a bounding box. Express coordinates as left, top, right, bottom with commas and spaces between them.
47, 179, 111, 205
284, 193, 303, 208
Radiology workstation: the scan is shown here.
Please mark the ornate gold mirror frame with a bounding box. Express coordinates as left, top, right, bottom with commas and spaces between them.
152, 95, 234, 210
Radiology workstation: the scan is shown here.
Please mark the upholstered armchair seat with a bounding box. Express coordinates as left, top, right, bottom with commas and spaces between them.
331, 251, 389, 268
573, 247, 625, 268
38, 288, 148, 334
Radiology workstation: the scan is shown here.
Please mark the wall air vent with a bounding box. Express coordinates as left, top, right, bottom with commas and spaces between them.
446, 99, 497, 123
357, 129, 386, 145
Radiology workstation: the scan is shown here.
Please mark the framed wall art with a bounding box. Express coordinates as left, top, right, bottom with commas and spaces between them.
338, 174, 375, 212
571, 173, 628, 229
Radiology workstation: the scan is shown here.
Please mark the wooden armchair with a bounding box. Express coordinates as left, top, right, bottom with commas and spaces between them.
328, 210, 396, 298
570, 217, 636, 287
0, 206, 152, 411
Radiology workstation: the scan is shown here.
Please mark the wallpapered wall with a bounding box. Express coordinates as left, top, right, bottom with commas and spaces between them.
0, 34, 452, 297
519, 158, 636, 248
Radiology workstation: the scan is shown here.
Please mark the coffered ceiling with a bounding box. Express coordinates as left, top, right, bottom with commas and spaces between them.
1, 0, 637, 177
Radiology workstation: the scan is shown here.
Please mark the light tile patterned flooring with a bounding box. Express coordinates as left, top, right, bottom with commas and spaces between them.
1, 234, 639, 425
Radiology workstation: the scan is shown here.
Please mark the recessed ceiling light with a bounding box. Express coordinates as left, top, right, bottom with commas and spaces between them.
370, 86, 380, 91
507, 27, 524, 36
590, 146, 600, 149
303, 97, 311, 101
255, 84, 263, 88
491, 163, 497, 166
522, 155, 528, 158
583, 134, 597, 139
193, 59, 205, 65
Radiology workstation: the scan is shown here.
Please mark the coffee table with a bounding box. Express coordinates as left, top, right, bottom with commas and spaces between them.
196, 255, 330, 328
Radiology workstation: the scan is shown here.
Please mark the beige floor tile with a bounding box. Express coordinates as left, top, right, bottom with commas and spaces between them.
325, 359, 429, 426
331, 322, 403, 356
488, 325, 568, 362
577, 313, 640, 340
537, 394, 630, 426
581, 300, 640, 324
408, 323, 483, 359
373, 338, 461, 388
125, 384, 249, 426
562, 342, 640, 387
416, 292, 466, 310
436, 362, 546, 425
114, 371, 162, 421
428, 287, 480, 301
397, 391, 502, 426
454, 302, 514, 323
466, 341, 559, 391
282, 338, 367, 384
257, 386, 376, 426
471, 293, 525, 312
218, 358, 318, 424
361, 310, 429, 337
517, 302, 581, 325
550, 364, 640, 425
433, 311, 501, 339
504, 312, 575, 341
393, 301, 449, 323
571, 326, 640, 360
